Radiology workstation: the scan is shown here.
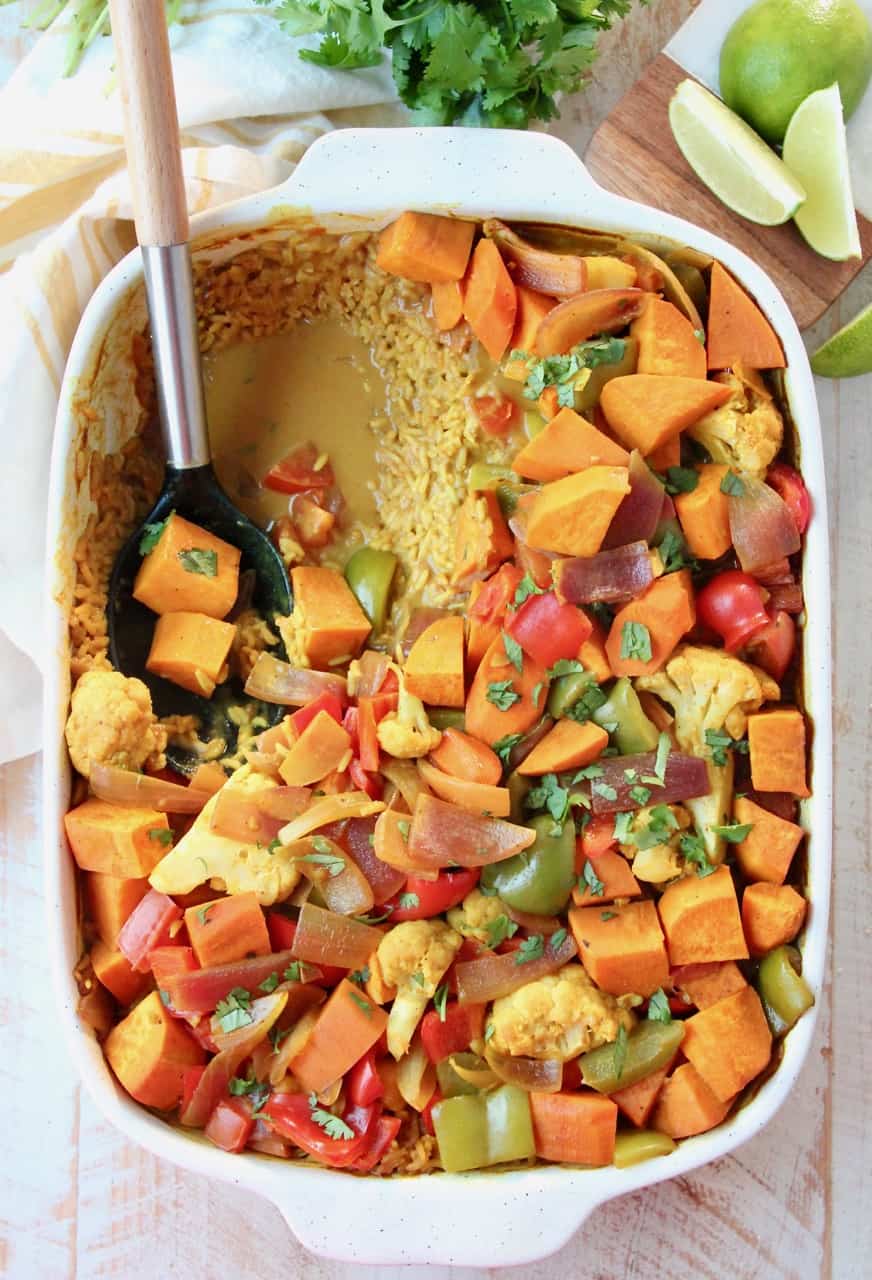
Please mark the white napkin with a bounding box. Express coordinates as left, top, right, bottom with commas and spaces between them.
0, 0, 404, 764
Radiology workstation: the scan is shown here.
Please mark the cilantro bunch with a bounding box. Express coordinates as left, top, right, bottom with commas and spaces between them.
257, 1, 646, 128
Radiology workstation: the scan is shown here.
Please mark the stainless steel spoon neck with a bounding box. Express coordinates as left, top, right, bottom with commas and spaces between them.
141, 242, 211, 471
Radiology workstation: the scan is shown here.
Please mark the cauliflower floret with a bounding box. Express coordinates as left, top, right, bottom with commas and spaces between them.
65, 670, 166, 778
619, 804, 692, 885
376, 677, 441, 759
687, 366, 783, 479
377, 920, 463, 1058
487, 965, 633, 1062
447, 888, 507, 944
149, 764, 301, 905
637, 645, 779, 864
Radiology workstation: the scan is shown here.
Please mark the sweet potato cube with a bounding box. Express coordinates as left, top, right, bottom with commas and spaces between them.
91, 939, 151, 1005
707, 262, 785, 371
529, 1091, 618, 1166
85, 872, 151, 947
512, 407, 629, 482
741, 882, 807, 957
463, 239, 518, 361
133, 513, 241, 619
516, 719, 608, 776
631, 297, 707, 379
578, 614, 613, 684
569, 899, 669, 997
747, 709, 809, 796
605, 570, 695, 678
601, 374, 732, 455
291, 566, 371, 668
451, 491, 514, 590
526, 466, 630, 557
431, 279, 464, 331
612, 1062, 672, 1128
646, 434, 681, 472
278, 711, 352, 787
658, 866, 749, 966
681, 986, 772, 1102
465, 634, 549, 745
377, 211, 474, 283
404, 616, 466, 708
674, 464, 732, 560
65, 799, 170, 877
572, 847, 642, 907
146, 611, 236, 698
105, 990, 205, 1109
184, 892, 270, 968
504, 287, 557, 380
672, 960, 747, 1011
733, 796, 803, 885
652, 1063, 732, 1138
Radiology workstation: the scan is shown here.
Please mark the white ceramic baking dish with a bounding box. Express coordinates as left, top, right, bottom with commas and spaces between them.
43, 127, 832, 1268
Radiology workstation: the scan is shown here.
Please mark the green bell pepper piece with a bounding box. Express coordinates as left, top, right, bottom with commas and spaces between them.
432, 1085, 534, 1173
524, 409, 547, 439
480, 813, 576, 916
580, 1020, 685, 1094
484, 1084, 536, 1165
613, 1130, 677, 1169
757, 945, 814, 1035
468, 462, 516, 493
343, 547, 398, 635
592, 677, 660, 754
547, 670, 605, 722
506, 770, 531, 825
435, 1057, 480, 1098
574, 337, 639, 413
429, 707, 466, 732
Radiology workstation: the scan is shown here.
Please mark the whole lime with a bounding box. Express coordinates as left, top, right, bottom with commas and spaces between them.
719, 0, 872, 144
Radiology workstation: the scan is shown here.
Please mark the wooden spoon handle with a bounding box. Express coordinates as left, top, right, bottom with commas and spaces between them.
108, 0, 188, 247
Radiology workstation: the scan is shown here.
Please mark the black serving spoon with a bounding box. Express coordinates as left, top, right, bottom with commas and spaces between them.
106, 0, 290, 772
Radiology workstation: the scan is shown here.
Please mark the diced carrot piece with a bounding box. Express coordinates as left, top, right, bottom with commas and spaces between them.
658, 866, 749, 966
707, 262, 785, 370
133, 512, 240, 619
289, 979, 388, 1094
291, 566, 372, 668
84, 872, 150, 947
646, 434, 681, 471
672, 960, 747, 1011
504, 287, 557, 380
741, 882, 807, 957
512, 407, 629, 482
463, 239, 517, 361
417, 760, 511, 818
674, 464, 733, 560
578, 613, 613, 684
529, 1091, 618, 1165
404, 617, 466, 708
612, 1061, 672, 1128
572, 847, 642, 906
652, 1063, 733, 1138
377, 212, 474, 283
91, 939, 151, 1005
65, 800, 170, 877
146, 611, 236, 698
431, 279, 464, 330
747, 709, 809, 796
569, 900, 669, 997
429, 728, 502, 786
278, 711, 352, 787
526, 465, 631, 557
605, 570, 695, 678
465, 634, 549, 746
631, 297, 707, 379
681, 986, 772, 1102
184, 892, 270, 968
733, 796, 804, 885
105, 990, 205, 1109
601, 375, 732, 455
516, 719, 608, 776
451, 491, 515, 591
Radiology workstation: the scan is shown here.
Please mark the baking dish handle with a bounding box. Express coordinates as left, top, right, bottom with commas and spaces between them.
268, 1171, 607, 1266
280, 125, 605, 223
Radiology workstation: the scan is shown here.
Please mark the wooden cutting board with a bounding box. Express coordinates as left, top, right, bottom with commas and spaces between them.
584, 53, 872, 329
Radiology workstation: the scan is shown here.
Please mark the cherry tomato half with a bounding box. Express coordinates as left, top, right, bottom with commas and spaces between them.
696, 570, 770, 652
744, 609, 796, 682
767, 463, 811, 535
263, 442, 335, 494
473, 394, 520, 438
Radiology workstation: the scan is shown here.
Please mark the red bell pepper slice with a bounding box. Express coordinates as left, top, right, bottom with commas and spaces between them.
118, 889, 183, 973
504, 590, 592, 668
347, 1048, 384, 1107
347, 1114, 402, 1172
263, 1095, 377, 1167
384, 868, 479, 922
420, 1000, 486, 1064
181, 1065, 206, 1115
469, 563, 524, 624
343, 705, 360, 752
264, 913, 347, 986
357, 697, 380, 773
421, 1088, 442, 1137
204, 1097, 255, 1154
262, 442, 335, 495
348, 758, 383, 800
291, 690, 344, 736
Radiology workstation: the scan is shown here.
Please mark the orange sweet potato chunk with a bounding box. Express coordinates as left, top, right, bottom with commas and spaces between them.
291, 566, 372, 668
605, 570, 695, 678
146, 611, 236, 698
734, 796, 804, 885
463, 238, 518, 361
681, 986, 772, 1102
184, 892, 271, 968
133, 513, 241, 619
452, 491, 515, 591
91, 939, 151, 1005
741, 882, 807, 957
404, 617, 466, 708
707, 262, 786, 371
569, 899, 669, 997
431, 279, 464, 330
525, 466, 631, 557
612, 1061, 672, 1128
652, 1063, 733, 1139
572, 847, 642, 907
529, 1091, 618, 1165
674, 464, 732, 560
85, 872, 151, 948
600, 374, 732, 455
516, 719, 608, 776
105, 990, 205, 1109
631, 297, 707, 379
377, 212, 474, 283
504, 287, 557, 380
747, 709, 809, 796
512, 407, 629, 482
658, 866, 749, 966
65, 800, 170, 877
672, 960, 747, 1011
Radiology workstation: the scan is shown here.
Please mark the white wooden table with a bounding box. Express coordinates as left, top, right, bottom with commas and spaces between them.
1, 2, 870, 1276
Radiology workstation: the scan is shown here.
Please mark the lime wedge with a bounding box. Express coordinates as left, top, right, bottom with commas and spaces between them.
668, 79, 806, 226
810, 300, 872, 378
782, 84, 862, 261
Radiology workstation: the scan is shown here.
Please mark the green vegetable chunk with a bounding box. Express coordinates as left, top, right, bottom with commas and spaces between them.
592, 677, 660, 754
429, 707, 466, 732
436, 1058, 480, 1099
480, 813, 576, 916
580, 1020, 685, 1094
613, 1130, 677, 1169
432, 1085, 534, 1173
757, 945, 814, 1035
574, 336, 639, 412
547, 670, 604, 722
343, 546, 398, 634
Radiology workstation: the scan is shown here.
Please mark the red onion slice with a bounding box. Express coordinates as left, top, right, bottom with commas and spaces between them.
602, 451, 665, 549
553, 541, 654, 605
589, 750, 710, 814
728, 476, 800, 574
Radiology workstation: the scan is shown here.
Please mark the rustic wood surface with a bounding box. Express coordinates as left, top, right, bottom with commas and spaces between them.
2, 1, 870, 1276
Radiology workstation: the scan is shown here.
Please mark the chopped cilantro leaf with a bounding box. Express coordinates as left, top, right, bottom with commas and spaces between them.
147, 827, 174, 846
512, 574, 545, 609
600, 910, 617, 922
654, 732, 671, 783
647, 989, 672, 1024
138, 512, 171, 556
502, 631, 524, 674
283, 961, 303, 982
492, 733, 523, 765
397, 892, 420, 911
258, 972, 280, 993
663, 465, 699, 495
486, 679, 521, 711
349, 965, 371, 986
563, 678, 607, 724
526, 772, 570, 826
547, 659, 584, 679
711, 822, 753, 843
295, 849, 347, 877
591, 779, 618, 802
196, 905, 212, 926
580, 860, 605, 898
178, 547, 218, 577
679, 832, 715, 877
486, 914, 518, 949
410, 971, 426, 987
397, 819, 411, 841
214, 987, 253, 1033
620, 620, 652, 663
720, 470, 745, 496
348, 990, 373, 1016
516, 934, 545, 964
433, 983, 449, 1022
629, 785, 652, 806
573, 764, 604, 782
613, 812, 634, 843
550, 927, 568, 951
308, 1093, 355, 1141
657, 527, 697, 575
